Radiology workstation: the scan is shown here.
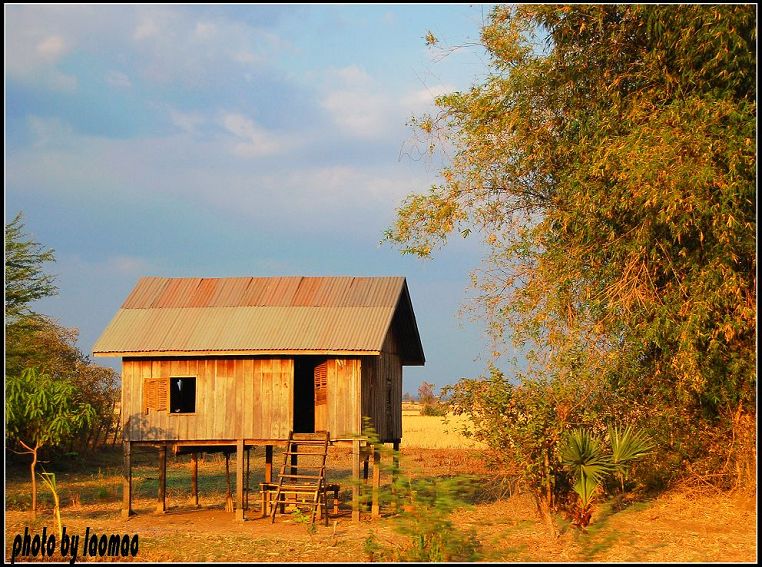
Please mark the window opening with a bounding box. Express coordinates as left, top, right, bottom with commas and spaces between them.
170, 376, 196, 413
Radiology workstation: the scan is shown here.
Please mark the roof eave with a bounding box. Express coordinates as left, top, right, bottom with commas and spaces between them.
93, 349, 383, 358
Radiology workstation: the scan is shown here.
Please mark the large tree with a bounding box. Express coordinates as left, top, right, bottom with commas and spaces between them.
5, 213, 120, 455
5, 211, 57, 321
387, 5, 755, 487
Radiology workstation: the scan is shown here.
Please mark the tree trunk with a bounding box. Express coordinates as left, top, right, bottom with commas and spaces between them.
544, 445, 553, 510
540, 444, 557, 538
534, 491, 557, 539
30, 445, 38, 518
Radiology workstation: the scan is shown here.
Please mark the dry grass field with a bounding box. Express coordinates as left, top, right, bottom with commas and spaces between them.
5, 409, 756, 563
402, 402, 486, 449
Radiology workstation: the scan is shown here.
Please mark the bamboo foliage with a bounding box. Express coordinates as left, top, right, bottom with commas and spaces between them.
387, 4, 755, 488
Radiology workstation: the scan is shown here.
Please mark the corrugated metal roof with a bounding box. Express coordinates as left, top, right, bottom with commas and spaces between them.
93, 276, 425, 364
120, 276, 404, 308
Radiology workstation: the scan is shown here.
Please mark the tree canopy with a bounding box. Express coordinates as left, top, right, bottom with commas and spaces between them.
6, 368, 96, 515
5, 211, 57, 321
388, 5, 756, 492
5, 212, 120, 464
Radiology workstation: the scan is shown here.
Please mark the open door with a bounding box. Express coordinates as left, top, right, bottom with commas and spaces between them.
314, 360, 328, 431
293, 357, 328, 433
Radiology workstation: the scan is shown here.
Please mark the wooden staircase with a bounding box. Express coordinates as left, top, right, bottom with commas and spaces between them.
269, 431, 330, 525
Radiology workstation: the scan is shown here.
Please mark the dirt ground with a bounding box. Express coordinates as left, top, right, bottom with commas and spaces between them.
5, 485, 757, 562
5, 489, 757, 563
5, 447, 757, 563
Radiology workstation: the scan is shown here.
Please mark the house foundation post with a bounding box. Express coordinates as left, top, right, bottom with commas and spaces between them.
235, 439, 245, 521
352, 439, 361, 521
156, 443, 167, 513
261, 445, 273, 518
392, 440, 400, 512
122, 441, 133, 518
372, 447, 381, 517
191, 452, 199, 507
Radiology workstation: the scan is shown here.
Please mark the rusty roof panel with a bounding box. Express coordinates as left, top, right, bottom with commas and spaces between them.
122, 277, 167, 308
121, 276, 405, 309
189, 278, 217, 307
214, 277, 251, 307
95, 276, 424, 363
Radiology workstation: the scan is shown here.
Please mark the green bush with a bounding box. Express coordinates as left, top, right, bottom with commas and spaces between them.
360, 419, 482, 561
420, 402, 448, 417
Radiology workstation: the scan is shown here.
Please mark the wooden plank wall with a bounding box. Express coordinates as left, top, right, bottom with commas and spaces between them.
361, 356, 382, 439
122, 357, 294, 442
384, 323, 403, 441
325, 358, 361, 438
359, 325, 403, 442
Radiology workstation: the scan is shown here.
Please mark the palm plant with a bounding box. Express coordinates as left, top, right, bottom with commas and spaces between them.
608, 425, 653, 493
560, 429, 614, 527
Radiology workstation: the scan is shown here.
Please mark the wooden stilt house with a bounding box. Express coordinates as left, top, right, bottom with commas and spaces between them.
93, 276, 425, 520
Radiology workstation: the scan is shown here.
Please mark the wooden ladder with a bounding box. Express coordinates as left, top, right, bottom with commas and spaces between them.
270, 430, 330, 525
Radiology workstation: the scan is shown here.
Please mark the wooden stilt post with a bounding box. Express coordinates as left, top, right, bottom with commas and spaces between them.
122, 441, 133, 518
191, 452, 199, 507
352, 439, 361, 521
245, 447, 251, 511
392, 440, 400, 512
261, 445, 273, 518
157, 444, 167, 513
235, 440, 245, 521
225, 452, 233, 512
372, 447, 381, 517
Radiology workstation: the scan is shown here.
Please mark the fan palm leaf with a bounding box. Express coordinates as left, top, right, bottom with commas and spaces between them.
609, 425, 653, 470
561, 428, 614, 507
609, 425, 653, 492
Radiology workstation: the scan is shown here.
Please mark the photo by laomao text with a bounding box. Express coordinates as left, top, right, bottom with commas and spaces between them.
10, 526, 138, 564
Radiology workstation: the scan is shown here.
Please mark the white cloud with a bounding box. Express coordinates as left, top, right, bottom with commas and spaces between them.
233, 50, 263, 65
6, 5, 294, 95
127, 8, 292, 84
48, 70, 79, 93
321, 90, 389, 138
170, 109, 205, 133
320, 66, 455, 141
133, 16, 160, 40
320, 65, 395, 140
221, 112, 288, 157
105, 70, 132, 88
27, 115, 75, 147
36, 35, 68, 60
194, 21, 216, 40
401, 84, 456, 112
7, 117, 427, 238
5, 17, 78, 92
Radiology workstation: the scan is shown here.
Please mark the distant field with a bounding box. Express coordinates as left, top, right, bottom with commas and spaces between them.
401, 403, 486, 449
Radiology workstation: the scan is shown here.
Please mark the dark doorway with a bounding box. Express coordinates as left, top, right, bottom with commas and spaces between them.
293, 357, 318, 433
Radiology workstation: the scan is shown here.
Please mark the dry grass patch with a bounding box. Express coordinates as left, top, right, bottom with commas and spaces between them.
5, 429, 756, 563
402, 412, 486, 449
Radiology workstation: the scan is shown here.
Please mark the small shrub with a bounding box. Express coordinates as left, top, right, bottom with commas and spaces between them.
390, 475, 482, 561
420, 402, 448, 417
359, 419, 482, 561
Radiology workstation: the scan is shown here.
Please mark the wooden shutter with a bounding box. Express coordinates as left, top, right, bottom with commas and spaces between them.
314, 361, 327, 405
143, 378, 168, 413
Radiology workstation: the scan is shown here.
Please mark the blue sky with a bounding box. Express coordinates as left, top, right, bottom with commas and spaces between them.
5, 4, 504, 395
